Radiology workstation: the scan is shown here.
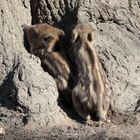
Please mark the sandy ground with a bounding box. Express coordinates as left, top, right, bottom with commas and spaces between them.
0, 112, 139, 140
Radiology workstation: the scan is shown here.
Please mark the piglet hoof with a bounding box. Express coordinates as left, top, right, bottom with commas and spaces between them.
0, 127, 5, 135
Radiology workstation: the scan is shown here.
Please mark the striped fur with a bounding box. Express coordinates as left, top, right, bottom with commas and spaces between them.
23, 23, 72, 106
70, 23, 110, 121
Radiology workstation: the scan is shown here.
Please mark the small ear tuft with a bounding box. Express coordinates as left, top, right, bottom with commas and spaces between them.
71, 31, 78, 43
21, 24, 31, 32
57, 29, 65, 37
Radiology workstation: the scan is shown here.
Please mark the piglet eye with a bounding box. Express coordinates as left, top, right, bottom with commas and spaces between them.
43, 36, 52, 42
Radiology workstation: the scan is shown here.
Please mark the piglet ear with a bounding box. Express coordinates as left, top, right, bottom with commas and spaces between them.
87, 33, 93, 42
21, 24, 31, 32
57, 29, 65, 37
71, 30, 78, 43
22, 24, 39, 37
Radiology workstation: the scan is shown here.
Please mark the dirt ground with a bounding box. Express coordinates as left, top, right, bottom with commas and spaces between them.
0, 111, 139, 140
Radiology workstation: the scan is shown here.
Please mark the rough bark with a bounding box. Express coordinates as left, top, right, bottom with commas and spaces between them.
0, 0, 72, 130
31, 0, 140, 115
0, 0, 140, 139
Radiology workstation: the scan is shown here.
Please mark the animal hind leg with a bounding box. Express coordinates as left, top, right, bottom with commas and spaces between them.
72, 91, 91, 121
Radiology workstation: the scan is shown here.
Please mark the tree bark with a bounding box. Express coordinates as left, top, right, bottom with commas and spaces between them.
0, 0, 140, 137
0, 0, 72, 129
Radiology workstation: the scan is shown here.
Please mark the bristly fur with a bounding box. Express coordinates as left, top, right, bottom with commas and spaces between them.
70, 23, 110, 121
23, 23, 73, 106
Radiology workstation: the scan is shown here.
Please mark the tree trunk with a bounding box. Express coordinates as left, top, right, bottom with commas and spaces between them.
0, 0, 72, 129
30, 0, 140, 116
0, 0, 140, 139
